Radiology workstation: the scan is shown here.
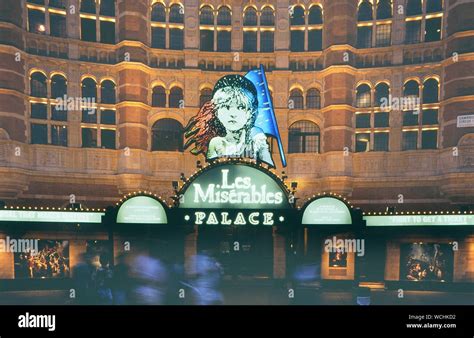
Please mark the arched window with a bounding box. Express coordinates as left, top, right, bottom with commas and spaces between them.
200, 5, 214, 25
217, 6, 231, 25
403, 80, 419, 98
80, 0, 96, 14
50, 74, 67, 99
288, 121, 320, 153
308, 6, 323, 25
290, 5, 305, 25
151, 119, 183, 151
81, 78, 97, 100
356, 84, 372, 108
169, 3, 184, 23
199, 88, 212, 107
358, 1, 373, 21
406, 0, 422, 16
151, 3, 166, 22
243, 7, 257, 26
261, 6, 275, 26
376, 0, 392, 19
306, 88, 321, 109
152, 85, 166, 107
169, 87, 183, 108
426, 0, 442, 13
423, 78, 439, 103
30, 72, 47, 97
101, 80, 116, 104
375, 83, 390, 107
99, 0, 115, 16
289, 89, 304, 109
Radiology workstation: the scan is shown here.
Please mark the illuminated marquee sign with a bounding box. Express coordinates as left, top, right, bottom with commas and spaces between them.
184, 65, 286, 168
116, 196, 167, 224
179, 163, 291, 225
0, 210, 104, 223
364, 214, 474, 227
302, 197, 352, 225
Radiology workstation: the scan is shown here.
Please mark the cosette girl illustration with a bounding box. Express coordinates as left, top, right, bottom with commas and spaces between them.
184, 74, 274, 166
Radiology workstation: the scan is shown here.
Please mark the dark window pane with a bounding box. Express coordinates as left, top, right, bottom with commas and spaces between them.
31, 103, 47, 119
169, 88, 183, 108
406, 0, 422, 16
151, 3, 166, 22
425, 18, 441, 42
403, 111, 419, 126
51, 105, 68, 121
308, 29, 322, 51
357, 26, 372, 48
308, 6, 323, 24
200, 89, 212, 107
374, 112, 389, 127
356, 84, 372, 107
170, 28, 184, 50
422, 109, 438, 125
100, 0, 115, 16
217, 7, 231, 26
200, 6, 214, 25
405, 20, 421, 44
82, 108, 97, 123
426, 0, 442, 13
82, 128, 97, 147
152, 27, 166, 49
423, 79, 439, 103
358, 1, 373, 21
244, 8, 257, 26
356, 133, 370, 152
100, 21, 115, 44
101, 129, 115, 149
290, 6, 305, 25
49, 0, 66, 9
260, 31, 274, 52
290, 30, 304, 52
81, 18, 96, 42
289, 90, 303, 109
217, 30, 231, 52
288, 121, 320, 153
356, 114, 371, 128
100, 80, 116, 104
30, 72, 47, 97
306, 89, 321, 109
374, 132, 389, 151
28, 9, 46, 34
421, 130, 437, 149
243, 31, 257, 52
81, 78, 97, 100
51, 125, 67, 146
152, 86, 166, 107
100, 109, 116, 124
377, 0, 392, 19
152, 119, 183, 151
402, 130, 418, 150
31, 124, 48, 144
51, 75, 67, 99
200, 29, 214, 51
81, 0, 96, 14
261, 7, 274, 26
376, 24, 391, 47
50, 14, 67, 38
375, 83, 390, 107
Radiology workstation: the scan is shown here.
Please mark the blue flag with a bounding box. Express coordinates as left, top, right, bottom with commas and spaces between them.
245, 65, 287, 167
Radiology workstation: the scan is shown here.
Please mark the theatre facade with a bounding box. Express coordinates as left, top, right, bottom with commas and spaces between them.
0, 158, 473, 290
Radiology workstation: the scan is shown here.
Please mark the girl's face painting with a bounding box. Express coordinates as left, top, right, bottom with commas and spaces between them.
213, 87, 254, 132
